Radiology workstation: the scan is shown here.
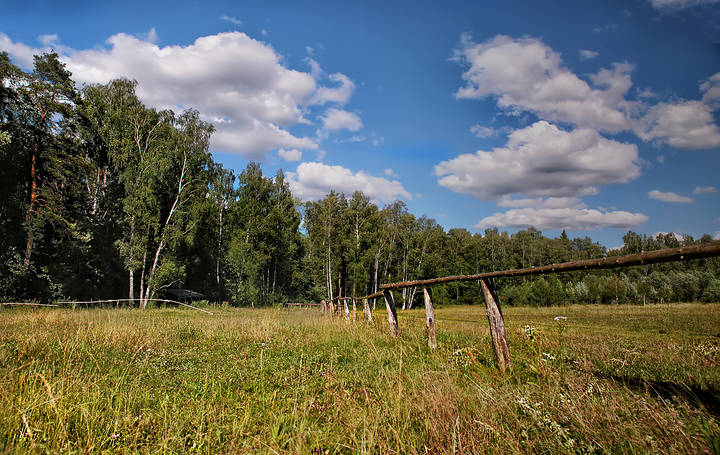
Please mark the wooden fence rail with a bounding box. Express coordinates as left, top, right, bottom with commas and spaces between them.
322, 241, 720, 372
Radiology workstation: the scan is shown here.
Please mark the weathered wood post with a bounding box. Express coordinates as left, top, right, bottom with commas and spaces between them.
362, 298, 372, 322
343, 299, 350, 319
352, 299, 357, 321
423, 288, 437, 350
382, 290, 399, 337
321, 299, 327, 316
480, 278, 512, 372
329, 299, 335, 317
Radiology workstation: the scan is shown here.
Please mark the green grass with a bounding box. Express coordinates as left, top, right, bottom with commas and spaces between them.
1, 303, 719, 454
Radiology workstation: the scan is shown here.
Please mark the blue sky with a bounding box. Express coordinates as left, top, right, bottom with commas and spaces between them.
2, 0, 720, 247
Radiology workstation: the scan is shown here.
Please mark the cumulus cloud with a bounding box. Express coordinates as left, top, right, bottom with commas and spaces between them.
475, 207, 648, 230
384, 168, 399, 178
38, 34, 59, 46
453, 34, 720, 151
579, 49, 599, 60
701, 72, 720, 106
637, 100, 720, 149
648, 190, 694, 203
278, 148, 302, 162
287, 162, 411, 203
0, 31, 338, 159
454, 34, 634, 133
649, 0, 720, 10
470, 124, 495, 138
311, 72, 355, 105
0, 33, 37, 68
320, 108, 363, 132
693, 186, 717, 194
435, 121, 640, 200
220, 15, 242, 25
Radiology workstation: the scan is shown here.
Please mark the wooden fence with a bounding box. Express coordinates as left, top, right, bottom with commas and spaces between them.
321, 241, 720, 372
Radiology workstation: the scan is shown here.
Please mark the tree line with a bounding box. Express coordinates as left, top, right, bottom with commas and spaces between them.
1, 52, 718, 306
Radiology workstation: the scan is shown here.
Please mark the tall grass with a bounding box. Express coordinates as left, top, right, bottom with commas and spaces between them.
1, 303, 718, 453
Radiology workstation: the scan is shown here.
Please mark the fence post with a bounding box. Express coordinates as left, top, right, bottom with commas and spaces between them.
480, 278, 512, 372
343, 299, 350, 319
383, 290, 399, 337
352, 299, 357, 321
423, 288, 437, 350
321, 300, 327, 316
362, 298, 372, 322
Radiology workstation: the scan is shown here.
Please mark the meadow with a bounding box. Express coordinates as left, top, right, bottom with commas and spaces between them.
1, 303, 719, 454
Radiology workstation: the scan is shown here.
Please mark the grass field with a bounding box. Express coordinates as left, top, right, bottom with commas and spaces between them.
1, 303, 719, 454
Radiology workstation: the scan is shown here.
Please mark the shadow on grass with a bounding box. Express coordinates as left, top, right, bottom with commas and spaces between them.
593, 370, 720, 419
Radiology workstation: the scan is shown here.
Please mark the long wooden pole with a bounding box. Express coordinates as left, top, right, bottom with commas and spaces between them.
380, 241, 720, 291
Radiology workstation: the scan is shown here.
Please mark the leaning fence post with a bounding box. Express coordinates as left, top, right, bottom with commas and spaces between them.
423, 288, 437, 350
480, 278, 512, 372
362, 298, 372, 322
383, 290, 399, 337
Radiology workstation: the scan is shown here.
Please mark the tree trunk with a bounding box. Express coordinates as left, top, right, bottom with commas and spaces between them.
129, 270, 134, 302
383, 290, 399, 337
480, 278, 512, 372
139, 252, 147, 308
23, 150, 38, 266
423, 288, 437, 350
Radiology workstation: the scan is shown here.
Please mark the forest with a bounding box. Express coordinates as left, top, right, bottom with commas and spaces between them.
2, 52, 719, 307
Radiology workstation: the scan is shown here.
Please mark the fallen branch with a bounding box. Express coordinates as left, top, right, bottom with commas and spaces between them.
57, 298, 214, 314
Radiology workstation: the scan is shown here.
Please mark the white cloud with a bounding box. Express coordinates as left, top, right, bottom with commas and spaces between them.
384, 168, 398, 178
453, 34, 720, 151
435, 121, 640, 200
648, 190, 694, 203
311, 72, 355, 105
38, 34, 58, 46
287, 162, 411, 202
637, 87, 658, 99
372, 135, 384, 146
475, 207, 648, 230
142, 28, 159, 44
693, 186, 717, 194
0, 33, 37, 68
649, 0, 720, 11
454, 34, 633, 133
657, 155, 665, 163
220, 15, 243, 25
593, 24, 619, 33
714, 231, 720, 240
320, 108, 362, 132
305, 46, 314, 55
637, 100, 720, 149
0, 31, 328, 159
261, 29, 268, 36
579, 49, 599, 60
701, 72, 720, 106
278, 148, 302, 162
470, 124, 495, 138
